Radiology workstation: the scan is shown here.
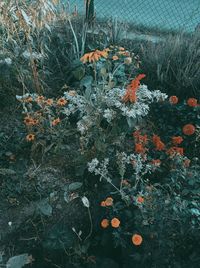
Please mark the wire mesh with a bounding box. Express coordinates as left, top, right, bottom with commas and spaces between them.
68, 0, 200, 33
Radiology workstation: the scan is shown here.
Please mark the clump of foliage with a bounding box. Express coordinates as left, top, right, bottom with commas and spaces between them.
0, 1, 200, 267
14, 45, 200, 267
135, 32, 200, 98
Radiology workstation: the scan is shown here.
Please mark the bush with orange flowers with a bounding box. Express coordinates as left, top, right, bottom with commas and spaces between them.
12, 40, 200, 268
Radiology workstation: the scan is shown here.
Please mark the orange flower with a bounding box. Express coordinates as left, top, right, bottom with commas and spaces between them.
101, 219, 109, 229
111, 218, 120, 228
57, 98, 67, 106
52, 118, 61, 126
100, 201, 106, 207
182, 124, 196, 136
32, 119, 39, 125
24, 116, 34, 126
132, 234, 143, 246
80, 49, 108, 63
133, 130, 141, 139
24, 97, 33, 103
151, 159, 161, 166
171, 136, 183, 145
187, 98, 198, 107
26, 133, 35, 141
112, 55, 119, 60
152, 135, 165, 151
135, 143, 146, 154
137, 196, 144, 203
166, 147, 184, 156
46, 99, 54, 105
122, 74, 146, 103
36, 95, 45, 103
169, 95, 178, 104
105, 197, 113, 206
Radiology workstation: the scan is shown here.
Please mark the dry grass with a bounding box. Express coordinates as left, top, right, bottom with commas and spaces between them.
134, 31, 200, 98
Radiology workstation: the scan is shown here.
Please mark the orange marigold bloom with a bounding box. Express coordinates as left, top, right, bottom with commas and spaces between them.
169, 95, 178, 104
187, 98, 198, 107
52, 118, 61, 126
80, 49, 108, 63
26, 133, 35, 141
135, 143, 146, 154
101, 219, 109, 229
172, 136, 183, 145
122, 74, 146, 103
111, 218, 120, 228
100, 201, 106, 207
112, 55, 119, 60
132, 234, 143, 246
57, 98, 67, 106
105, 197, 113, 206
137, 196, 144, 203
182, 124, 196, 136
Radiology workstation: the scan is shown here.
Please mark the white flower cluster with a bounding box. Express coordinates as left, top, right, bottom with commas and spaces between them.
77, 116, 93, 135
103, 108, 116, 123
104, 84, 168, 119
88, 158, 109, 179
16, 93, 38, 101
0, 57, 12, 65
88, 158, 99, 173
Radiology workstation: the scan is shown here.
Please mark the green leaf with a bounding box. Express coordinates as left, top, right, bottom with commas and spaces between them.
6, 254, 30, 268
68, 182, 83, 191
37, 199, 52, 216
0, 168, 16, 176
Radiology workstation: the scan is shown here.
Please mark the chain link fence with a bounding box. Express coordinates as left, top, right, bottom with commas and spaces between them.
68, 0, 200, 33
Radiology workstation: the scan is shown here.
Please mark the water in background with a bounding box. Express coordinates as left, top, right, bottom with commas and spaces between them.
66, 0, 200, 32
